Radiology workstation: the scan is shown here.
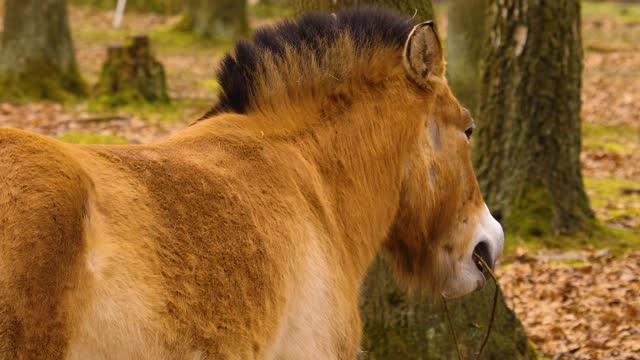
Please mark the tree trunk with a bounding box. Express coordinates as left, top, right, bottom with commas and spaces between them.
292, 1, 534, 358
291, 0, 434, 22
359, 257, 536, 360
475, 0, 594, 236
0, 0, 85, 101
177, 0, 248, 41
446, 0, 488, 111
94, 35, 169, 106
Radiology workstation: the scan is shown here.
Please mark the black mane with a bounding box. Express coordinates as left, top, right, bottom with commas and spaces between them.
201, 8, 415, 119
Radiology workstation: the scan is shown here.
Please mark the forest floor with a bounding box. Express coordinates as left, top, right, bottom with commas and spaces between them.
0, 2, 638, 359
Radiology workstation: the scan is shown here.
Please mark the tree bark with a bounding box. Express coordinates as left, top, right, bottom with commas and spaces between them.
359, 257, 535, 359
475, 0, 594, 235
291, 0, 434, 22
177, 0, 248, 41
0, 0, 85, 101
291, 1, 535, 358
94, 35, 169, 106
446, 0, 488, 112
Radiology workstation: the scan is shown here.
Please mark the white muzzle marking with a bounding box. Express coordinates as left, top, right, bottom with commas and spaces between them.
442, 204, 504, 298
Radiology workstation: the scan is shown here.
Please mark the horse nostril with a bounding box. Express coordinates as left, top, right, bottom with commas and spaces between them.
491, 210, 503, 224
473, 241, 494, 272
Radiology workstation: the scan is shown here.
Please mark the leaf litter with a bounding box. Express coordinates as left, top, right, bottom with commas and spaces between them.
498, 249, 640, 360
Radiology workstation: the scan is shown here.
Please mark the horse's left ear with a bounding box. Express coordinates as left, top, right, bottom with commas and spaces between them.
403, 21, 444, 87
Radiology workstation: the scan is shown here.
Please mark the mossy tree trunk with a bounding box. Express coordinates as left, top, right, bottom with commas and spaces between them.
446, 0, 488, 111
291, 0, 434, 22
0, 0, 86, 101
293, 1, 534, 358
177, 0, 248, 41
360, 257, 535, 359
475, 0, 594, 236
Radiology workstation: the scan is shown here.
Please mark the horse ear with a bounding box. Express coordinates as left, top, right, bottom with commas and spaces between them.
403, 21, 444, 86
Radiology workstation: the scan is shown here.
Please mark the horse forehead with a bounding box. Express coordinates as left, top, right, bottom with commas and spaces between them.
432, 91, 463, 124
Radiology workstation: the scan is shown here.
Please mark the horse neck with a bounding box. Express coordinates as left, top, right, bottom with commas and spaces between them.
291, 99, 422, 279
196, 89, 423, 281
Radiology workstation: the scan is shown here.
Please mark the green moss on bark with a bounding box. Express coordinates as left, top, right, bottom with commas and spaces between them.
0, 63, 86, 102
505, 180, 554, 237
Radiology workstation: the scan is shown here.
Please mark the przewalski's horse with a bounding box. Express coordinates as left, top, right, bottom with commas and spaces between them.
0, 9, 503, 359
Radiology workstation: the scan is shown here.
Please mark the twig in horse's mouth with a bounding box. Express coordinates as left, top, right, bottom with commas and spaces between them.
444, 254, 500, 360
472, 253, 499, 360
473, 242, 494, 273
474, 254, 486, 274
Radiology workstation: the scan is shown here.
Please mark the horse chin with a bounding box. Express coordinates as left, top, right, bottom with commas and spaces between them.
440, 258, 487, 299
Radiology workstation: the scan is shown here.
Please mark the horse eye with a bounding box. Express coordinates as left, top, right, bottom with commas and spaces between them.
464, 124, 476, 139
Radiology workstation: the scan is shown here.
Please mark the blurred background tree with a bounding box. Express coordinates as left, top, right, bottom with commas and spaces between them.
474, 0, 594, 237
0, 0, 85, 101
69, 0, 249, 41
176, 0, 249, 41
69, 0, 182, 14
446, 0, 487, 111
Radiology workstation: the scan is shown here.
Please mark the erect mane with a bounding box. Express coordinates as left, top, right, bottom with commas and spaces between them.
200, 8, 415, 119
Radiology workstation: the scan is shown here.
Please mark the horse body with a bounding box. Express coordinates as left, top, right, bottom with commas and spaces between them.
0, 9, 504, 359
0, 111, 403, 358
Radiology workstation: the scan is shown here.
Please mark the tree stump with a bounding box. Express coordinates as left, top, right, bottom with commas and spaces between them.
94, 35, 169, 106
